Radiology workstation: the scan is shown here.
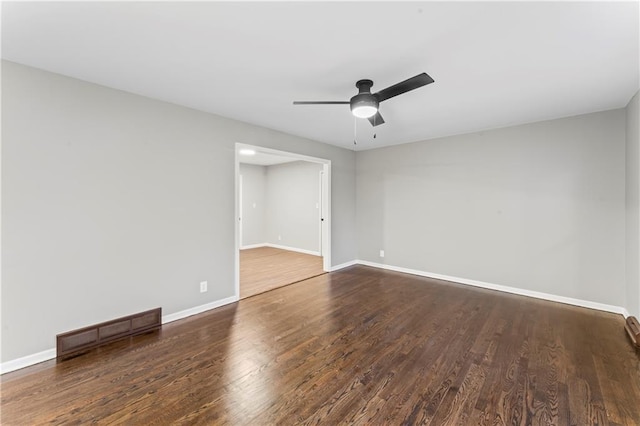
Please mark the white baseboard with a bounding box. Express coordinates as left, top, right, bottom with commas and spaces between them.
0, 348, 56, 375
264, 243, 321, 257
240, 243, 267, 250
357, 260, 629, 318
162, 295, 238, 325
329, 260, 359, 271
1, 295, 239, 375
240, 242, 321, 256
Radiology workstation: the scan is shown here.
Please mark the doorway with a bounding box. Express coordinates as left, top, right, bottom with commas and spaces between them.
235, 144, 331, 299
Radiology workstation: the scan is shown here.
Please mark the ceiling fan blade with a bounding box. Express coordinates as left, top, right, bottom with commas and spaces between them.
367, 111, 385, 127
293, 101, 349, 105
374, 73, 434, 103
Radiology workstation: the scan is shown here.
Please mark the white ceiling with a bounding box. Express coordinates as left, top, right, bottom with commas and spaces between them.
2, 2, 638, 151
239, 151, 298, 167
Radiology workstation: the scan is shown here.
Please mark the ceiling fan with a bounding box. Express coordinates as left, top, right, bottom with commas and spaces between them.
293, 72, 434, 127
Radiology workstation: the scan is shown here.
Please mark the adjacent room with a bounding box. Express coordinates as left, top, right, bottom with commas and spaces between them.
1, 1, 639, 424
238, 147, 329, 298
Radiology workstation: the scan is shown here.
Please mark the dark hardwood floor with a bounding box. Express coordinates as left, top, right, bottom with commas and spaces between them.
240, 246, 325, 299
2, 266, 639, 425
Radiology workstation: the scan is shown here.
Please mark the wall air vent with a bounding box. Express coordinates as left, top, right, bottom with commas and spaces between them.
56, 308, 161, 358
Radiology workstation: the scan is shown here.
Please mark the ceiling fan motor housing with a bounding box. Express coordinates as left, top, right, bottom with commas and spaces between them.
350, 79, 378, 117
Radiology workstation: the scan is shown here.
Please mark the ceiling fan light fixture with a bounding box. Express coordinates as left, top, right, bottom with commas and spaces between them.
352, 105, 378, 118
350, 94, 379, 118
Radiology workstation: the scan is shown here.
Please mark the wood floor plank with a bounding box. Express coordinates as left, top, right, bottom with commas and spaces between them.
240, 246, 325, 299
2, 266, 639, 425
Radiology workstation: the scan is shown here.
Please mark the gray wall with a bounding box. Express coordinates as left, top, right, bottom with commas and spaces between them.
239, 164, 266, 247
357, 110, 627, 307
240, 161, 323, 253
265, 161, 323, 253
1, 61, 356, 362
626, 91, 640, 318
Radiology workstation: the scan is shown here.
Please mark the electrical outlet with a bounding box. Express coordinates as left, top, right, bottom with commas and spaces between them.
278, 235, 282, 241
200, 281, 208, 293
380, 250, 385, 258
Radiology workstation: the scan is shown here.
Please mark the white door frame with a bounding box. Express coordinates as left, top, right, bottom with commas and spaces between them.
320, 168, 330, 259
238, 174, 243, 248
318, 170, 323, 256
235, 143, 332, 299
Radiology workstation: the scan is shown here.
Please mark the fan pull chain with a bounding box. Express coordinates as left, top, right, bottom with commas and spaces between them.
353, 116, 357, 145
373, 114, 377, 138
